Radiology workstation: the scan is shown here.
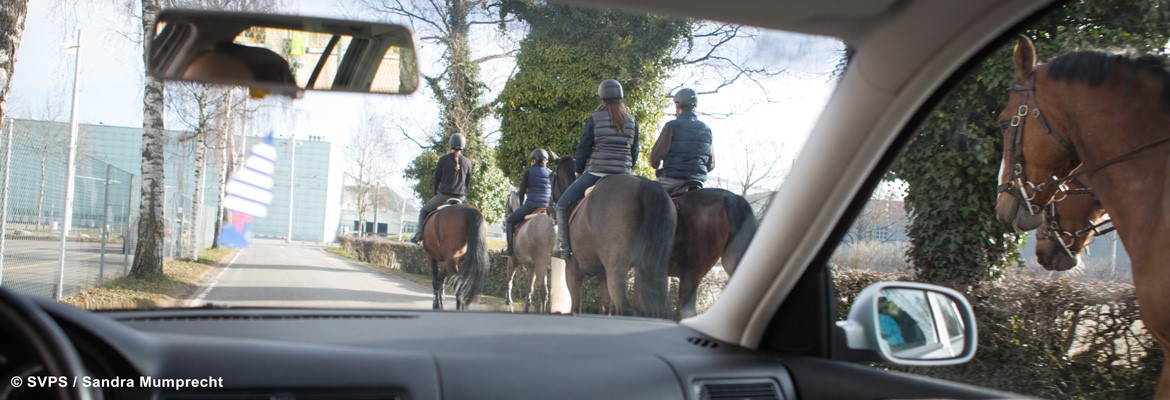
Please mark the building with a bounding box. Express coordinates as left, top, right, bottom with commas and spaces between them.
6, 119, 343, 244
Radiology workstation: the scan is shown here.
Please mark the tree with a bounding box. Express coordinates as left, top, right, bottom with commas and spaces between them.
358, 0, 517, 223
892, 0, 1170, 286
495, 1, 688, 182
0, 0, 30, 133
168, 82, 233, 259
345, 108, 396, 236
128, 0, 167, 277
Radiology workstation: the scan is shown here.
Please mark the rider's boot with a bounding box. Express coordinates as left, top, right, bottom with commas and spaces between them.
551, 207, 572, 259
502, 221, 515, 257
409, 209, 427, 244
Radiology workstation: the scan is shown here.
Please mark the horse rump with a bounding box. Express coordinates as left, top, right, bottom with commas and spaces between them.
452, 206, 490, 306
631, 177, 676, 319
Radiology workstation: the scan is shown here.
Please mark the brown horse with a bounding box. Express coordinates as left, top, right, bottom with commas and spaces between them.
670, 188, 757, 318
504, 190, 555, 313
995, 35, 1170, 396
421, 203, 490, 310
551, 156, 675, 318
1034, 176, 1110, 271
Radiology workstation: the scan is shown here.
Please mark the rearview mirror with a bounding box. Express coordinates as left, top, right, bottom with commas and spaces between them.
148, 9, 419, 98
835, 282, 977, 366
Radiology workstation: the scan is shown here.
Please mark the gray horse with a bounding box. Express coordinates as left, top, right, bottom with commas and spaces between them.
504, 190, 556, 313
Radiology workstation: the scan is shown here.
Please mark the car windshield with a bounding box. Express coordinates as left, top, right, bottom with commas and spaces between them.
2, 0, 842, 316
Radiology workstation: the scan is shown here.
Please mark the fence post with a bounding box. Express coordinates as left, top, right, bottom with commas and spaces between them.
99, 164, 111, 283
0, 118, 13, 287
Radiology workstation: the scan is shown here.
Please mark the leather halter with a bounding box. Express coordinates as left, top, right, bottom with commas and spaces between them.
997, 74, 1074, 216
1036, 177, 1113, 259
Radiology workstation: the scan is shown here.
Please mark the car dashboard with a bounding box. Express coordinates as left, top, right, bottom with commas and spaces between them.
7, 298, 801, 400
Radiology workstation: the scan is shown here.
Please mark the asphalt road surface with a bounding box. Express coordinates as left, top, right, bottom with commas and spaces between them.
190, 239, 475, 310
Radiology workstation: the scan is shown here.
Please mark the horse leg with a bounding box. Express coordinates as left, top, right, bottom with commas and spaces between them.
565, 260, 583, 313
430, 260, 443, 310
450, 259, 464, 311
505, 256, 517, 308
605, 271, 631, 316
524, 263, 538, 313
540, 265, 550, 313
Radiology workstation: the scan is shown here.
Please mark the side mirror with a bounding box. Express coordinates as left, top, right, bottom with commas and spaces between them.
148, 9, 419, 98
835, 282, 977, 366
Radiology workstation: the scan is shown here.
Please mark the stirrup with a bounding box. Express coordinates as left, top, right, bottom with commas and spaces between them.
551, 247, 572, 259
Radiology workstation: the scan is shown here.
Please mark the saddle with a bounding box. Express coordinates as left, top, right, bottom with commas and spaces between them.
513, 208, 549, 237
422, 199, 469, 235
669, 181, 704, 198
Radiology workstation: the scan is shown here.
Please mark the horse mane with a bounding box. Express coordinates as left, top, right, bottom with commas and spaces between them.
1046, 50, 1170, 107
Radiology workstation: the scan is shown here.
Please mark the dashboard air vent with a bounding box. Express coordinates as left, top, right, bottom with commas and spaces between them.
687, 336, 720, 349
696, 379, 780, 400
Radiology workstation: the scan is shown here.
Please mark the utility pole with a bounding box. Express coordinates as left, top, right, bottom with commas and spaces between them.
286, 134, 296, 243
372, 183, 379, 237
56, 30, 82, 300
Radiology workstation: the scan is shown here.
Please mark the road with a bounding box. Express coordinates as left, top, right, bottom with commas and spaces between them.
190, 239, 477, 310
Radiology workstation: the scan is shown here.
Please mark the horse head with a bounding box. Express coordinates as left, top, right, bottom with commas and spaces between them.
995, 35, 1080, 232
1034, 179, 1108, 271
506, 189, 520, 215
550, 155, 577, 203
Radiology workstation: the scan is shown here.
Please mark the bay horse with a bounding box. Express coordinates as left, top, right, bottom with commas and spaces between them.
995, 35, 1170, 396
420, 203, 490, 310
1034, 176, 1110, 271
550, 156, 675, 318
504, 190, 556, 313
670, 188, 757, 318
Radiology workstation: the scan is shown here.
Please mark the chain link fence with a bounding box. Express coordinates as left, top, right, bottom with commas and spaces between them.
0, 119, 211, 299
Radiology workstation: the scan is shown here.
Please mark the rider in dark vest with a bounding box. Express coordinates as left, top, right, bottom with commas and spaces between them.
650, 88, 714, 193
503, 149, 553, 257
409, 134, 473, 244
551, 79, 639, 259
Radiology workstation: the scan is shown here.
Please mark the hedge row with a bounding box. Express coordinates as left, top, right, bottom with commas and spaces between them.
338, 236, 613, 312
834, 267, 1161, 399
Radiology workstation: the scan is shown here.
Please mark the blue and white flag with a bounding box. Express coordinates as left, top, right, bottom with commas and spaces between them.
219, 134, 277, 248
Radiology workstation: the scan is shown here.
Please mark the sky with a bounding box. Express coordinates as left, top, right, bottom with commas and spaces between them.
7, 0, 843, 197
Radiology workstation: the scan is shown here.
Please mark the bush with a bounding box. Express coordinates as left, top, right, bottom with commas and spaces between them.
833, 267, 1160, 399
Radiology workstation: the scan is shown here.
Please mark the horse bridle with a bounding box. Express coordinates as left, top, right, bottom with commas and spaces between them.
1035, 178, 1114, 259
999, 73, 1170, 220
997, 74, 1076, 217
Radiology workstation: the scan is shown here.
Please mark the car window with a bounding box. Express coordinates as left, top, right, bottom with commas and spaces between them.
828, 1, 1163, 397
3, 1, 840, 318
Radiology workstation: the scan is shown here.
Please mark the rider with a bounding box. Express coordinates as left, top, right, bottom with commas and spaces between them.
551, 79, 639, 259
409, 133, 473, 244
502, 149, 553, 257
650, 88, 714, 193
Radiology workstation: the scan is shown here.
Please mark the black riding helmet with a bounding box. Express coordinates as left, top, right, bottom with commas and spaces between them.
673, 88, 697, 108
530, 148, 549, 161
449, 133, 466, 150
598, 79, 623, 100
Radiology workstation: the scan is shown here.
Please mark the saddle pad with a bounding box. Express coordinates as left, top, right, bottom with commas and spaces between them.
523, 208, 548, 220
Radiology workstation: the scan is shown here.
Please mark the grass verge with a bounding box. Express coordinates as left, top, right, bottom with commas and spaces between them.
65, 247, 236, 310
323, 246, 512, 311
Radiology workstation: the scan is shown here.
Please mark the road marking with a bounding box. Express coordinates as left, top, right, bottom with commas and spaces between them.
186, 250, 242, 307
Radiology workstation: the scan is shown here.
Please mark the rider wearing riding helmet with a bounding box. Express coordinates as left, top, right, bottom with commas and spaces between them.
650, 88, 714, 193
551, 79, 639, 259
410, 133, 473, 244
502, 149, 553, 257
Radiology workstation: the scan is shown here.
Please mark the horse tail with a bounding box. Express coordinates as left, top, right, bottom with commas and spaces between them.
455, 207, 490, 305
721, 192, 758, 276
631, 178, 675, 319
